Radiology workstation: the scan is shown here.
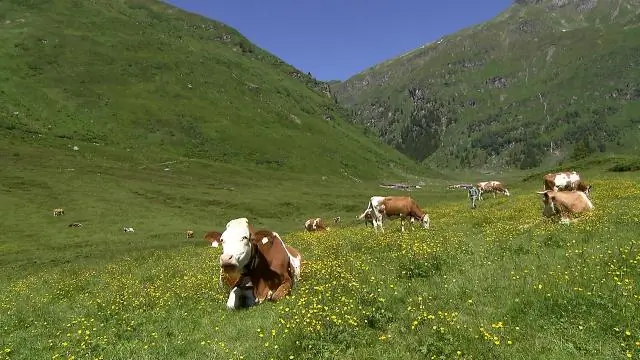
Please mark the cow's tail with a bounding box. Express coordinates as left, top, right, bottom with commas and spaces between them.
272, 232, 301, 285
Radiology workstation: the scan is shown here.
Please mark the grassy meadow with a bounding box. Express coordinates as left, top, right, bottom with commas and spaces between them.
1, 145, 639, 359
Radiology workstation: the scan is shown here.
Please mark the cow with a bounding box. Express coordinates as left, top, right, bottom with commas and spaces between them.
217, 218, 301, 309
186, 230, 195, 239
543, 171, 592, 199
304, 217, 327, 232
356, 208, 375, 227
123, 227, 135, 232
477, 181, 510, 199
68, 222, 83, 228
211, 224, 302, 286
333, 216, 341, 224
53, 208, 64, 216
206, 231, 223, 247
536, 190, 594, 224
362, 196, 430, 233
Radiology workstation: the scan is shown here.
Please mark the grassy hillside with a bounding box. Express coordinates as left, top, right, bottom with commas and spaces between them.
1, 168, 639, 359
0, 0, 449, 279
331, 0, 640, 170
0, 0, 428, 180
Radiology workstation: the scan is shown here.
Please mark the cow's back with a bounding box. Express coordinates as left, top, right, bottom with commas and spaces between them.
554, 191, 594, 213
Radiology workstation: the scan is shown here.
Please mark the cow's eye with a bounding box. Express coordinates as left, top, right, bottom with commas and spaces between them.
242, 236, 249, 242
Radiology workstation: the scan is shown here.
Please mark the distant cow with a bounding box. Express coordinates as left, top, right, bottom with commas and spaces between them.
217, 218, 301, 309
543, 171, 592, 198
186, 230, 194, 239
536, 190, 594, 224
304, 217, 327, 232
68, 222, 83, 228
206, 231, 223, 247
356, 208, 375, 227
333, 216, 341, 224
123, 227, 135, 233
53, 208, 64, 216
362, 196, 430, 233
477, 181, 510, 199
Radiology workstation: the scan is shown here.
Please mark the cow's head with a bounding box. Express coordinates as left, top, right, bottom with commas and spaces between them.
536, 190, 558, 218
218, 218, 254, 273
417, 214, 430, 229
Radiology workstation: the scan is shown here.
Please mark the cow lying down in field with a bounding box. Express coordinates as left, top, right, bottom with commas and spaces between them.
215, 218, 302, 310
536, 190, 594, 224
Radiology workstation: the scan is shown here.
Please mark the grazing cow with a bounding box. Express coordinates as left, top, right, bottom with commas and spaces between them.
477, 181, 510, 199
304, 217, 327, 232
356, 208, 375, 227
218, 218, 301, 309
186, 230, 194, 239
333, 216, 341, 224
123, 227, 135, 233
536, 190, 594, 224
53, 208, 64, 216
363, 196, 430, 233
543, 171, 592, 198
68, 222, 83, 228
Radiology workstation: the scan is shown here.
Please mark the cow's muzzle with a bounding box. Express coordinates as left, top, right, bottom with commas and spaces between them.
219, 254, 239, 270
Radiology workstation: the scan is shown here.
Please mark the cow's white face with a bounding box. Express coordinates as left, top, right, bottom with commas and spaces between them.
537, 191, 557, 218
219, 218, 253, 272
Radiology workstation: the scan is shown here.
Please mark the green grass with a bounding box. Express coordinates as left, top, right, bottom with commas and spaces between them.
331, 0, 640, 170
0, 0, 431, 181
1, 145, 639, 359
1, 0, 639, 359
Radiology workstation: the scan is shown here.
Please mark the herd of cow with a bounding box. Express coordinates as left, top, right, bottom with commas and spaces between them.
189, 170, 594, 310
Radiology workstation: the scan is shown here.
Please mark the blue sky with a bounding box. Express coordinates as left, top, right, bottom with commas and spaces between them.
165, 0, 513, 81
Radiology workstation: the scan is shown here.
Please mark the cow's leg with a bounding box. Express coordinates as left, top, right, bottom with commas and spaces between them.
400, 217, 405, 232
269, 274, 293, 302
254, 279, 271, 304
226, 287, 241, 309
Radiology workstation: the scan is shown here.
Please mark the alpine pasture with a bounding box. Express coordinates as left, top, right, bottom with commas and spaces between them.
1, 0, 640, 359
1, 153, 639, 359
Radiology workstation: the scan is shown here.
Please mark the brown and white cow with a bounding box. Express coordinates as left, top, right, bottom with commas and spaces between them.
217, 218, 301, 309
304, 217, 327, 232
362, 196, 430, 233
543, 171, 592, 198
356, 208, 375, 227
477, 181, 510, 199
536, 190, 594, 224
206, 231, 223, 247
53, 208, 64, 216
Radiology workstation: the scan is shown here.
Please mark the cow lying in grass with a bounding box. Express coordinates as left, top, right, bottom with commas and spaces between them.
543, 171, 592, 199
304, 217, 327, 232
217, 218, 302, 309
536, 190, 594, 224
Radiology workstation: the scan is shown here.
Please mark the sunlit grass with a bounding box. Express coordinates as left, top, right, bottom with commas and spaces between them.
1, 176, 639, 359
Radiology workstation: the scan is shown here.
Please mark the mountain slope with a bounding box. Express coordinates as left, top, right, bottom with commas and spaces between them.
331, 0, 640, 170
0, 0, 427, 180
